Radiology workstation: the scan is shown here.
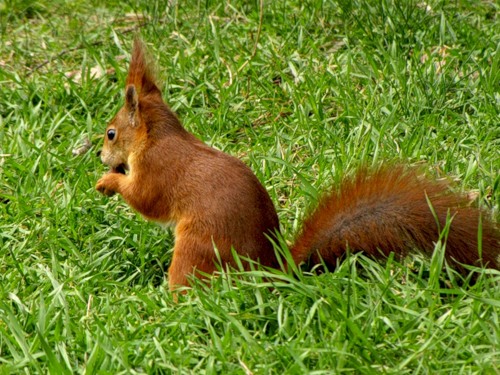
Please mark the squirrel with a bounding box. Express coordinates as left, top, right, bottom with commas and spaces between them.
96, 40, 500, 290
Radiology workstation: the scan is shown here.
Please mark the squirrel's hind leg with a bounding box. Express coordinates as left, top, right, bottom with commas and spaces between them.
168, 236, 221, 291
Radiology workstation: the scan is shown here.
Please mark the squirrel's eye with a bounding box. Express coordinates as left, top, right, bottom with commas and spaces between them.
107, 129, 116, 141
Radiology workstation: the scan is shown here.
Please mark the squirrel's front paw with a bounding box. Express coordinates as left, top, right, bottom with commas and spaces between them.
96, 174, 119, 197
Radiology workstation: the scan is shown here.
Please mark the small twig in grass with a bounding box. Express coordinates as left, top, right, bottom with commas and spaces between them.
220, 57, 233, 87
237, 0, 264, 74
28, 45, 81, 76
238, 359, 254, 375
26, 23, 146, 76
86, 294, 93, 318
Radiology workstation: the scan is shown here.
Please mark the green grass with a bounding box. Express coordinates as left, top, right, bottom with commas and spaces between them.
1, 0, 499, 373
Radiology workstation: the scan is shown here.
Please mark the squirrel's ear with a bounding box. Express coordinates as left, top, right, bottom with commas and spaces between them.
125, 84, 139, 126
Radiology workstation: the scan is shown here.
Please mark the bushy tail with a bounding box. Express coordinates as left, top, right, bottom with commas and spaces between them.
291, 166, 500, 272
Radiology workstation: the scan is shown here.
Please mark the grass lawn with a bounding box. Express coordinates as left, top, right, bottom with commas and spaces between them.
1, 0, 499, 373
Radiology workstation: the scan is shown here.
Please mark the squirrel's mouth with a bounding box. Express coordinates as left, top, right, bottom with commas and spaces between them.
111, 164, 128, 175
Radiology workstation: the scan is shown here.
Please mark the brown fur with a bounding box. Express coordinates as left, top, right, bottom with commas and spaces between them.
97, 40, 280, 289
291, 166, 499, 271
96, 40, 500, 290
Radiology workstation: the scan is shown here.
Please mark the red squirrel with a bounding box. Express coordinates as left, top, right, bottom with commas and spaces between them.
96, 40, 500, 290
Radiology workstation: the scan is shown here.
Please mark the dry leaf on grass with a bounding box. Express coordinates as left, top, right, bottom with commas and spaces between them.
65, 66, 115, 83
72, 138, 92, 156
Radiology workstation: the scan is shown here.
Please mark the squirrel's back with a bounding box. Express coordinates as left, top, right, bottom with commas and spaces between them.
292, 166, 500, 271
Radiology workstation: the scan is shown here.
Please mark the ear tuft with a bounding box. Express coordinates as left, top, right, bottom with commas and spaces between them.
126, 39, 161, 97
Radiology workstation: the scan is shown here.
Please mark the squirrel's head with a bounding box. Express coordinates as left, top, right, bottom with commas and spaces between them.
99, 39, 169, 174
100, 84, 144, 173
